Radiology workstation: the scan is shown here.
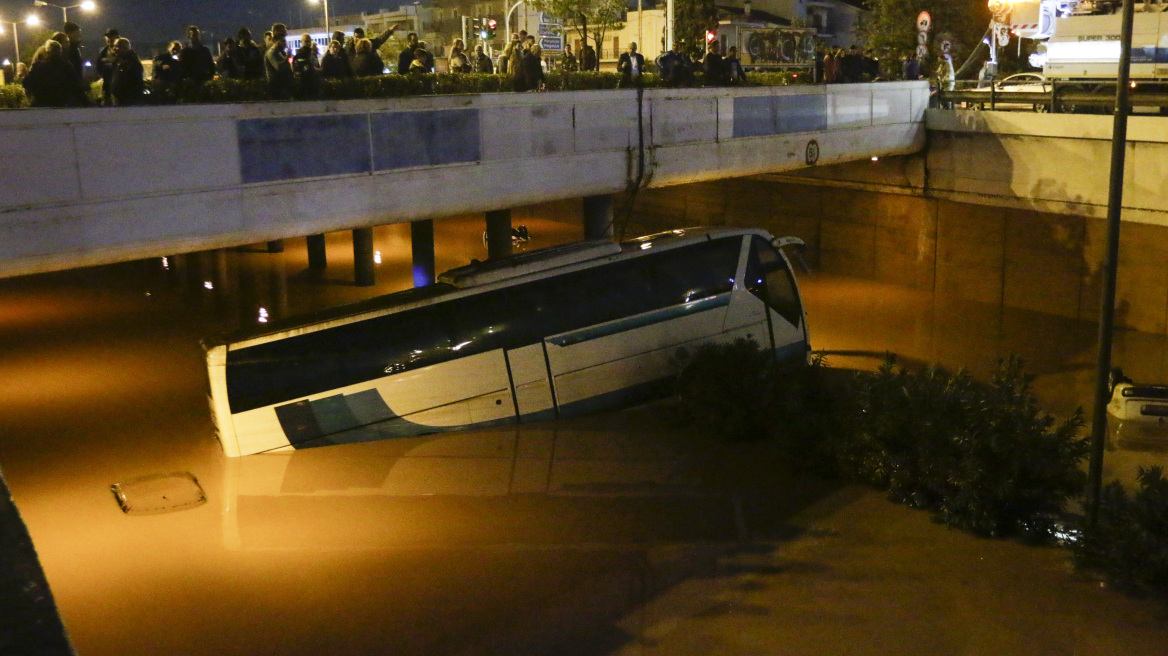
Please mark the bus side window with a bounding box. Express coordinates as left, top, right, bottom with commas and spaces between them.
745, 237, 801, 326
552, 257, 655, 330
646, 237, 740, 306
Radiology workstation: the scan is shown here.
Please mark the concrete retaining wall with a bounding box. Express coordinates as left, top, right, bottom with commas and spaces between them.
0, 82, 927, 278
627, 174, 1168, 337
924, 109, 1168, 226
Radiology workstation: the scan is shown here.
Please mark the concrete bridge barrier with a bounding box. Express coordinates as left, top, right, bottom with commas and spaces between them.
0, 82, 927, 278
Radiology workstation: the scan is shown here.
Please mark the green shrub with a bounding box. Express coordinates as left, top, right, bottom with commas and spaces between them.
1073, 466, 1168, 595
673, 339, 839, 466
0, 84, 28, 109
845, 356, 1088, 539
676, 347, 1088, 540
674, 339, 783, 443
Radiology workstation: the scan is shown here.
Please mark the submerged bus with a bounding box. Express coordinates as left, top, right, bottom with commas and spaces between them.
204, 227, 810, 457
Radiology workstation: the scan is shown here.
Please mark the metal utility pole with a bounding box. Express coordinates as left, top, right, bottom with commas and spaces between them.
1087, 0, 1136, 528
665, 0, 674, 52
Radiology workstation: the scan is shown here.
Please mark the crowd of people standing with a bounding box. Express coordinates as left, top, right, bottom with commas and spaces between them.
10, 17, 924, 108
13, 19, 447, 107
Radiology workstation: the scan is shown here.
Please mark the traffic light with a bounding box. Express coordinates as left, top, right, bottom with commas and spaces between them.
487, 18, 497, 39
706, 31, 716, 43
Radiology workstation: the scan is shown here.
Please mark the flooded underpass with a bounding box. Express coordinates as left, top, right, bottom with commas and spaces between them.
2, 215, 1168, 655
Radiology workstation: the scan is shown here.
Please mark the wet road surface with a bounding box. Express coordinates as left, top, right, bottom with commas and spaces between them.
1, 217, 1167, 655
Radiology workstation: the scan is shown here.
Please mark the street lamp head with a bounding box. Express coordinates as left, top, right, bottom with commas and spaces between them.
80, 0, 96, 11
26, 13, 40, 26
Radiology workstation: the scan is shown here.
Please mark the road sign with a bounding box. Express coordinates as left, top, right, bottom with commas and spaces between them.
917, 11, 932, 32
538, 23, 559, 36
540, 36, 562, 51
917, 45, 929, 59
995, 23, 1011, 48
917, 31, 929, 45
940, 39, 952, 54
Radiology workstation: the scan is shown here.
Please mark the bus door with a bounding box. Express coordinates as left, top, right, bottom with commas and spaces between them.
720, 236, 772, 347
744, 236, 807, 360
505, 343, 555, 422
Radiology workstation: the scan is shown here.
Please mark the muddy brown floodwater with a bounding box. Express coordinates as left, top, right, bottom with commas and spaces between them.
1, 217, 1166, 655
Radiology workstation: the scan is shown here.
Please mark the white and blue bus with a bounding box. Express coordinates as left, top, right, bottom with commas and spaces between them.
204, 227, 810, 457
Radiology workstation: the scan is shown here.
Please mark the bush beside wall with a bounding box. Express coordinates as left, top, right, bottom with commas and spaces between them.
1073, 466, 1168, 595
676, 342, 1168, 597
677, 344, 1089, 540
0, 85, 28, 109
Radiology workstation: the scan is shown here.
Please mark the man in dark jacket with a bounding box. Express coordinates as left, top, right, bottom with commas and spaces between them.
293, 34, 321, 98
474, 45, 493, 73
397, 32, 418, 74
702, 42, 726, 86
216, 38, 242, 78
152, 40, 183, 101
841, 45, 862, 83
109, 37, 144, 105
580, 43, 597, 71
95, 28, 119, 105
234, 28, 265, 79
180, 25, 215, 84
617, 42, 644, 87
62, 22, 85, 93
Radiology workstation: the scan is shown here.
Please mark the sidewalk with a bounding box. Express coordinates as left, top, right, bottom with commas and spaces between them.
0, 466, 73, 656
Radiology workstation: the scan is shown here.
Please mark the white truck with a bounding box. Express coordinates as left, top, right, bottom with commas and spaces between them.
1007, 0, 1168, 81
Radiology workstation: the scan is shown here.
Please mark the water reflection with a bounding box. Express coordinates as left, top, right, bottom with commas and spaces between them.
221, 415, 738, 552
4, 219, 1168, 655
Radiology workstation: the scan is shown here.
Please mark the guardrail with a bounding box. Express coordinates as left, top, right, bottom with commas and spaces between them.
937, 80, 1168, 113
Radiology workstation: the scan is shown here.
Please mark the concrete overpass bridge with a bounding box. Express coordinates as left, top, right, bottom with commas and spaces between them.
0, 81, 927, 280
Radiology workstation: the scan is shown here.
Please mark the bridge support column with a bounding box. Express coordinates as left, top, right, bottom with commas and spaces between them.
486, 209, 512, 260
306, 234, 327, 270
268, 251, 289, 318
266, 239, 284, 254
411, 220, 435, 287
353, 227, 375, 287
583, 194, 614, 240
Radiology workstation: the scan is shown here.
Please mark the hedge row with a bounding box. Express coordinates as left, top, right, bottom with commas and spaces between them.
3, 70, 808, 109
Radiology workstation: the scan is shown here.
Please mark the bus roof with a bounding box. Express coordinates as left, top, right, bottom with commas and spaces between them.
205, 226, 770, 351
438, 239, 621, 288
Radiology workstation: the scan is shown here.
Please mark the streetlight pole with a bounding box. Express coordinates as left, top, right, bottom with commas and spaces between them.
32, 1, 94, 24
308, 0, 329, 32
2, 15, 39, 63
1087, 0, 1136, 528
1, 22, 19, 62
505, 0, 523, 43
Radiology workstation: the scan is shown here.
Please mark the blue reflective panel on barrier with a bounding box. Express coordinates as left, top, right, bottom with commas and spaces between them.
238, 114, 372, 183
370, 109, 481, 170
775, 94, 828, 133
732, 95, 775, 138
